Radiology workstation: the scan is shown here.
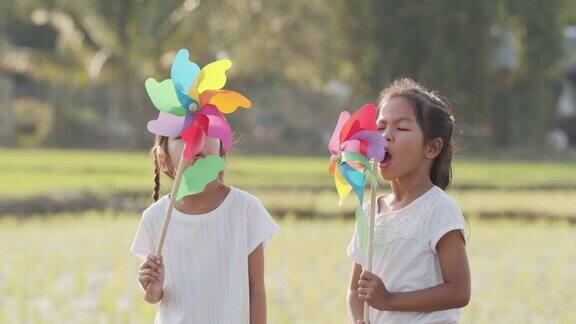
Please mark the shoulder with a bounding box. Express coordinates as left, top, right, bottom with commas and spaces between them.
229, 187, 265, 209
426, 187, 466, 235
426, 188, 467, 248
428, 187, 462, 216
141, 194, 170, 223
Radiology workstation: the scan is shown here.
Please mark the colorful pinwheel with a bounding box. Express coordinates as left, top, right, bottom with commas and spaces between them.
145, 49, 251, 160
328, 103, 385, 205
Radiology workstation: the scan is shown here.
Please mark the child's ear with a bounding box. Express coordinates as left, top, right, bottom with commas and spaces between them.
425, 137, 443, 159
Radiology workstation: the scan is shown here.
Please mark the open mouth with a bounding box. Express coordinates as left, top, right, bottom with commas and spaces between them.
379, 152, 392, 168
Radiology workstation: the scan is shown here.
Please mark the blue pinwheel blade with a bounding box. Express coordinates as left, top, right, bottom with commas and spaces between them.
171, 49, 200, 109
339, 163, 366, 203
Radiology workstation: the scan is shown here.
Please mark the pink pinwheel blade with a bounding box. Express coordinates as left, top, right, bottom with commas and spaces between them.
147, 112, 186, 137
197, 105, 233, 150
341, 139, 368, 156
340, 103, 378, 144
206, 115, 232, 151
328, 111, 350, 154
350, 130, 386, 161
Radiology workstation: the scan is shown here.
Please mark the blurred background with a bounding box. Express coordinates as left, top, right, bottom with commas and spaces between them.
1, 0, 575, 323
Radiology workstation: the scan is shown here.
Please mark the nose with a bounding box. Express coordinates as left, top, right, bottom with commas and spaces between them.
382, 128, 393, 143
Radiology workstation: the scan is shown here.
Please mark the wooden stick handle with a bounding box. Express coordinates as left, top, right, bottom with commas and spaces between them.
363, 161, 378, 324
155, 149, 187, 256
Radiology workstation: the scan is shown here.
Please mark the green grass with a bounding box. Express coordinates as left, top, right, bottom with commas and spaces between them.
253, 188, 576, 219
2, 148, 576, 198
0, 213, 574, 323
1, 148, 574, 322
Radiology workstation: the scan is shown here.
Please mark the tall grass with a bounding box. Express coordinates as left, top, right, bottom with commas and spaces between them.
0, 213, 573, 323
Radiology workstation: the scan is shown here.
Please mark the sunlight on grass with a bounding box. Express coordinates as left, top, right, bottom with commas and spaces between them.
0, 213, 574, 323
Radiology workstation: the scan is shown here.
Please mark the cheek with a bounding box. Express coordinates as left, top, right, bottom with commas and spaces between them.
167, 141, 184, 166
394, 133, 423, 157
202, 137, 221, 155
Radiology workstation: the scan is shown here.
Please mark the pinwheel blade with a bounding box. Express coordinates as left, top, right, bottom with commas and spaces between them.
340, 103, 378, 144
147, 112, 186, 137
328, 111, 350, 154
200, 90, 252, 114
176, 155, 226, 200
145, 78, 186, 116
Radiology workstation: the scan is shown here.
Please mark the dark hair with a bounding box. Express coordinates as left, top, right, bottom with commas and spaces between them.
378, 78, 456, 190
150, 135, 227, 202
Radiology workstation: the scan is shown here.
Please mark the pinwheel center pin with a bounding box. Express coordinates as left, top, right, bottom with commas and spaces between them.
330, 154, 340, 164
188, 102, 199, 112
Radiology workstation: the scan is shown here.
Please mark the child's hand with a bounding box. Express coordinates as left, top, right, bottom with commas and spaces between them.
358, 270, 392, 311
138, 254, 164, 302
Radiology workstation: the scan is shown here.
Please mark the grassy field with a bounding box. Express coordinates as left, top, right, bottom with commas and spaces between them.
2, 148, 576, 221
2, 148, 576, 198
0, 213, 574, 323
1, 148, 575, 323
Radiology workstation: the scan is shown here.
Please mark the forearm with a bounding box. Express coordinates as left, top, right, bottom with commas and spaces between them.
384, 282, 469, 312
347, 288, 363, 323
249, 282, 267, 324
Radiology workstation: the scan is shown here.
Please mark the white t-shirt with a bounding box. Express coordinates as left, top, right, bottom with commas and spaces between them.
130, 187, 280, 324
347, 185, 467, 324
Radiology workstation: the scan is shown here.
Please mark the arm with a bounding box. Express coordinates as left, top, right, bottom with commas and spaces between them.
249, 243, 267, 324
359, 230, 470, 312
347, 263, 364, 323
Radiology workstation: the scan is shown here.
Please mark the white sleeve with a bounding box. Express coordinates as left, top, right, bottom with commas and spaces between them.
346, 203, 368, 267
130, 213, 155, 260
247, 198, 280, 254
346, 224, 366, 267
429, 196, 467, 254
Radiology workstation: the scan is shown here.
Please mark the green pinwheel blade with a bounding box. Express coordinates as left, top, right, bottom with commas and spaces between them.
176, 155, 225, 200
145, 78, 187, 117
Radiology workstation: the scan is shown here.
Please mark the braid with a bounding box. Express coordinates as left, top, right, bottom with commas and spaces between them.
153, 147, 161, 202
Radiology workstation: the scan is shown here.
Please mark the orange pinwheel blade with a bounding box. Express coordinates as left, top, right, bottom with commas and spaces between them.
328, 161, 336, 175
200, 90, 252, 114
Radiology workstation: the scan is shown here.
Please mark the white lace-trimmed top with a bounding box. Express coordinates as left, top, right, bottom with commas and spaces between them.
347, 185, 467, 324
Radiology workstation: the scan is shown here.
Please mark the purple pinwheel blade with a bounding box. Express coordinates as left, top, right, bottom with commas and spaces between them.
350, 130, 386, 162
147, 111, 186, 137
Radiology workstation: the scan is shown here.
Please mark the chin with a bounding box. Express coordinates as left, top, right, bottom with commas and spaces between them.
378, 169, 396, 181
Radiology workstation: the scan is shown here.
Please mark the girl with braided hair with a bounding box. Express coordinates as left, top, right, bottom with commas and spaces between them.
132, 135, 279, 324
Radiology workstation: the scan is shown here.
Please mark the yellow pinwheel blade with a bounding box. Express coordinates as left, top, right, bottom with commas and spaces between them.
196, 59, 232, 94
200, 90, 252, 114
188, 80, 200, 102
335, 166, 352, 204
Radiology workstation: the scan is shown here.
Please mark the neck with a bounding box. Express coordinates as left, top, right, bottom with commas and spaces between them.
174, 180, 230, 215
389, 165, 434, 207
